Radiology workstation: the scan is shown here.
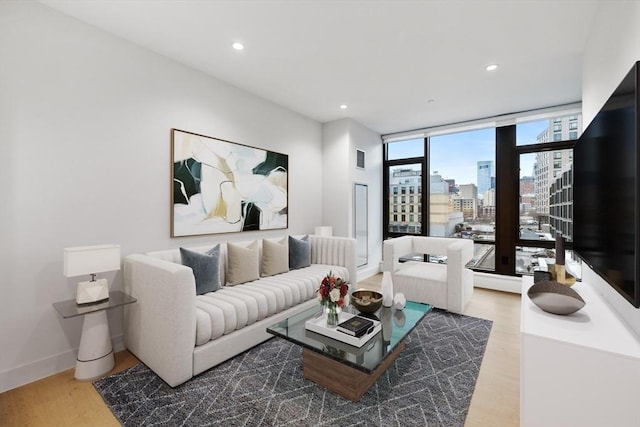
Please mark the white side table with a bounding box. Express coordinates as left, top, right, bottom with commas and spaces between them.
53, 290, 136, 381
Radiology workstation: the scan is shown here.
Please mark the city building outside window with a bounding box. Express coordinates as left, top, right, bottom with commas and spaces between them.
384, 112, 581, 275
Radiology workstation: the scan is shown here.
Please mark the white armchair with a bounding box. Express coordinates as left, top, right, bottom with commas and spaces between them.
382, 236, 474, 314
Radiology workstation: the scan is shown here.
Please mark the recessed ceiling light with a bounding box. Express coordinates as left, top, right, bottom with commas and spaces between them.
232, 42, 244, 50
485, 64, 498, 71
427, 99, 436, 104
340, 104, 348, 110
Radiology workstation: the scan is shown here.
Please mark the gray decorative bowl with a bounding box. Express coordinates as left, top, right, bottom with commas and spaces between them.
351, 289, 383, 314
527, 280, 585, 315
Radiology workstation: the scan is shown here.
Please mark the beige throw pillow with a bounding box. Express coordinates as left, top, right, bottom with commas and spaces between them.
226, 241, 260, 285
262, 238, 289, 277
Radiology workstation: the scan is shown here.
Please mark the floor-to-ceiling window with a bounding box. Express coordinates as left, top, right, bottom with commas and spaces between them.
385, 138, 425, 236
514, 114, 581, 274
429, 128, 496, 270
383, 110, 581, 276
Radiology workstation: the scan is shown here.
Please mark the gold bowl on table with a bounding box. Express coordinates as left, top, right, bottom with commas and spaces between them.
351, 289, 383, 314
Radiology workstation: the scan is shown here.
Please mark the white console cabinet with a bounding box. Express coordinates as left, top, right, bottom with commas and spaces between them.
521, 276, 640, 427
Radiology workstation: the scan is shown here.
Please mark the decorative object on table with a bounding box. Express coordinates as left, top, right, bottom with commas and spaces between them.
381, 270, 394, 307
304, 312, 381, 347
527, 280, 586, 315
394, 309, 406, 327
548, 263, 576, 286
380, 306, 393, 342
64, 245, 121, 305
336, 315, 374, 338
171, 128, 288, 237
533, 270, 553, 283
351, 289, 383, 314
554, 232, 567, 284
393, 292, 406, 310
317, 271, 349, 326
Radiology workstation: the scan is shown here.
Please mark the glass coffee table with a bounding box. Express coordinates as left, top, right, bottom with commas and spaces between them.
267, 300, 431, 401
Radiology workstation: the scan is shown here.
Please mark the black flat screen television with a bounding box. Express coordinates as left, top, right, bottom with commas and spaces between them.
573, 61, 640, 308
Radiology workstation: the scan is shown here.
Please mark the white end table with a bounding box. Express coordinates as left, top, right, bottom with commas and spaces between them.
53, 290, 136, 381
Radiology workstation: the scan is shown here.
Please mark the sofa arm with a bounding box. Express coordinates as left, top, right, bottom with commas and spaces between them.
310, 235, 357, 284
446, 239, 474, 313
382, 236, 413, 273
124, 254, 197, 387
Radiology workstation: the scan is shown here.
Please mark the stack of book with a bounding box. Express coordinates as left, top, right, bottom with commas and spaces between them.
336, 316, 375, 338
304, 312, 381, 347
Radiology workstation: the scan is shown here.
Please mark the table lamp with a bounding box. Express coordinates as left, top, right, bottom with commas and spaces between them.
64, 244, 121, 305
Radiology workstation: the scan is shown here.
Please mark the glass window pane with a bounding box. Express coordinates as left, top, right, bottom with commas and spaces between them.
388, 164, 422, 234
386, 138, 424, 160
516, 113, 583, 146
515, 246, 556, 274
466, 243, 495, 271
519, 150, 573, 242
429, 128, 496, 241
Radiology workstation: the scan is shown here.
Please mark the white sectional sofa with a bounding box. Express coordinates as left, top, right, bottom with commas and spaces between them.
383, 236, 474, 314
123, 235, 356, 387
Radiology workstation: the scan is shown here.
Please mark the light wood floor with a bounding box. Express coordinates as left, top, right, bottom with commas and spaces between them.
1, 275, 521, 427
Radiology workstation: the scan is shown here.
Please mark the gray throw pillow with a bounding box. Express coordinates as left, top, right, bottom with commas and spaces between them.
289, 235, 311, 270
180, 245, 221, 295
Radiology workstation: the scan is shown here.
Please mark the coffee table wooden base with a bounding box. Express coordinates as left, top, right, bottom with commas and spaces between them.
303, 340, 406, 402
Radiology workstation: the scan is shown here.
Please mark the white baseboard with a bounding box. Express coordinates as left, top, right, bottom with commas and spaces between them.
474, 272, 522, 294
358, 264, 381, 281
0, 334, 125, 394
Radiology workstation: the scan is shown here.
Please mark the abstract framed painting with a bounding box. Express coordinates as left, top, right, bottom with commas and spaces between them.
171, 129, 288, 237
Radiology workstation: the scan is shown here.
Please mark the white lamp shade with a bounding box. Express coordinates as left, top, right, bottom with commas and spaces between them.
64, 244, 121, 277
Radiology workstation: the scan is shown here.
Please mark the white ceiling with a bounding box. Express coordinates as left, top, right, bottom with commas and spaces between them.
39, 0, 601, 135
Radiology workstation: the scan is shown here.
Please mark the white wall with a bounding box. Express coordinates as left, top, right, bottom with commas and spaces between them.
0, 1, 324, 392
321, 119, 382, 279
582, 1, 640, 125
321, 120, 351, 238
349, 120, 383, 279
581, 0, 640, 337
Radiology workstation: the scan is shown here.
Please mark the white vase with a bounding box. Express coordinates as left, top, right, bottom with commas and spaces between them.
381, 271, 393, 307
394, 292, 406, 310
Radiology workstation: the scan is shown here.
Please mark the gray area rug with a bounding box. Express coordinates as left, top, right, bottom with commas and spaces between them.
95, 309, 492, 426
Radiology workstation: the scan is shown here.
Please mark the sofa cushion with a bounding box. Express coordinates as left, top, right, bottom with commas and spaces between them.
262, 238, 289, 277
289, 235, 311, 269
180, 245, 221, 295
226, 241, 260, 285
393, 262, 448, 309
198, 295, 242, 333
192, 264, 351, 346
195, 301, 226, 345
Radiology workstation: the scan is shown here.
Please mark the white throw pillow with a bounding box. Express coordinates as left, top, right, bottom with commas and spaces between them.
262, 238, 289, 277
226, 241, 259, 285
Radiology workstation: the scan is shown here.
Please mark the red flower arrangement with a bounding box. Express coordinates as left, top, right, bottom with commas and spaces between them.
317, 271, 350, 310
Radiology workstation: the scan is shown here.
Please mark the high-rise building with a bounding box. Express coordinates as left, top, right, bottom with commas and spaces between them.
549, 164, 573, 240
483, 188, 496, 206
444, 179, 457, 194
388, 167, 422, 234
477, 160, 494, 199
533, 115, 581, 222
459, 183, 478, 200
452, 197, 478, 220
430, 173, 462, 236
520, 176, 535, 212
